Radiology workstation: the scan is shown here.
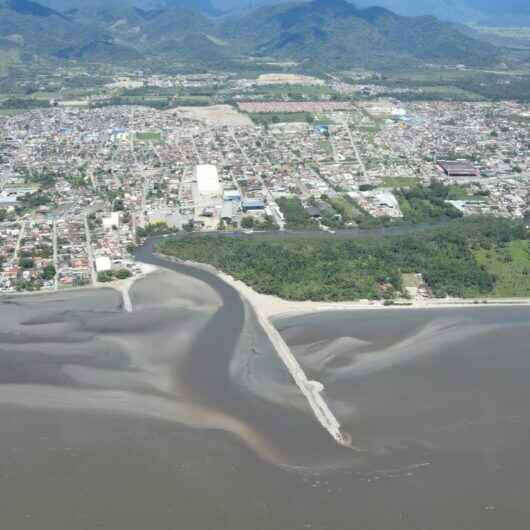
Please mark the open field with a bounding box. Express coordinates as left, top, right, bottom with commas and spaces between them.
255, 73, 324, 86
0, 49, 19, 77
135, 132, 162, 142
238, 101, 354, 113
172, 104, 253, 126
470, 25, 530, 42
382, 176, 419, 188
248, 111, 314, 126
475, 240, 530, 297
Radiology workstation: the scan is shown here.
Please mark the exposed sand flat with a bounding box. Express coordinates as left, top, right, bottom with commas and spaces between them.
0, 267, 344, 468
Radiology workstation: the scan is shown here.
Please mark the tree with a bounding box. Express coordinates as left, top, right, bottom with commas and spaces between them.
359, 184, 376, 191
241, 217, 254, 229
114, 269, 132, 280
41, 264, 56, 281
183, 221, 194, 233
19, 257, 34, 269
97, 271, 113, 283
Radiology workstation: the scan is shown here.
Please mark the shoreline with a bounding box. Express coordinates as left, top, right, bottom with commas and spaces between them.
157, 255, 530, 320
4, 250, 530, 318
0, 263, 159, 310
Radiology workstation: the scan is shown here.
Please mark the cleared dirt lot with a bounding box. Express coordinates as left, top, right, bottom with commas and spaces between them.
256, 73, 324, 86
172, 104, 253, 127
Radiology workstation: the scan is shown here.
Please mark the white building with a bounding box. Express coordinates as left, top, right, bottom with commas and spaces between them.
102, 212, 120, 230
95, 256, 112, 273
194, 164, 220, 196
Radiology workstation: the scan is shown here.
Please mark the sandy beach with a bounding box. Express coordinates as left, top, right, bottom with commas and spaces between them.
159, 255, 530, 320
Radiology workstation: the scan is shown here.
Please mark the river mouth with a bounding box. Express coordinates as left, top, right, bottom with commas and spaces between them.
2, 253, 530, 529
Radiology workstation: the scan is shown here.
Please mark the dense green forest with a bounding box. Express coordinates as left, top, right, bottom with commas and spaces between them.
157, 218, 529, 301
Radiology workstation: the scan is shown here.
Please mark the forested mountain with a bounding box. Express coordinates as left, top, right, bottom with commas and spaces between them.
214, 0, 530, 24
222, 0, 499, 68
0, 0, 140, 59
32, 0, 530, 24
39, 0, 218, 16
353, 0, 530, 25
0, 0, 503, 68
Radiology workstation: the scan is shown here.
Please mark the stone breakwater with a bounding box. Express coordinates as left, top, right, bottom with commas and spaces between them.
253, 302, 351, 448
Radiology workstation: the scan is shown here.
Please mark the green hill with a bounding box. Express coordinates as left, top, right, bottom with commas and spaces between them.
222, 0, 500, 68
0, 0, 139, 60
0, 0, 503, 69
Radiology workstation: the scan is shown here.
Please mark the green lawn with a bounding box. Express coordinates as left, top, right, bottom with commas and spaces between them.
318, 139, 333, 155
402, 272, 423, 289
0, 108, 28, 116
248, 112, 314, 126
325, 195, 357, 221
383, 176, 419, 188
470, 25, 530, 42
135, 132, 162, 142
474, 240, 530, 297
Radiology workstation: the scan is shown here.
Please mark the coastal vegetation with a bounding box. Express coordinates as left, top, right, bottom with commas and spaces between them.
158, 218, 529, 301
474, 240, 530, 297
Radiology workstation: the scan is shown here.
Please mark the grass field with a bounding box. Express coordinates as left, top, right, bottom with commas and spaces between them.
135, 132, 162, 142
383, 177, 419, 188
0, 49, 19, 77
248, 112, 314, 126
402, 272, 423, 289
474, 240, 530, 297
0, 108, 28, 116
323, 195, 360, 221
414, 86, 484, 101
318, 139, 333, 155
251, 84, 333, 98
471, 25, 530, 41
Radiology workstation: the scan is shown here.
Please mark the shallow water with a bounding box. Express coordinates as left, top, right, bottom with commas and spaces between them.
1, 258, 530, 529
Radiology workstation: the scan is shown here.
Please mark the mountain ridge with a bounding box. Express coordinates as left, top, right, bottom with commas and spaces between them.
0, 0, 503, 69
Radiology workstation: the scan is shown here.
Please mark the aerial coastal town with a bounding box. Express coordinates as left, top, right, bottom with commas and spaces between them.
1, 72, 530, 293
